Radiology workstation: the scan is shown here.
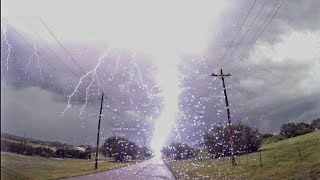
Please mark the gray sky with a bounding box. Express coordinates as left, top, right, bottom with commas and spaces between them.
1, 0, 320, 146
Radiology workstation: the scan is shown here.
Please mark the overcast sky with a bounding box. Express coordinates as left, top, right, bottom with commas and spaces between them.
1, 0, 320, 146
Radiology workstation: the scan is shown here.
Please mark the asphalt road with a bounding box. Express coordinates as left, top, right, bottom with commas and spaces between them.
64, 158, 175, 180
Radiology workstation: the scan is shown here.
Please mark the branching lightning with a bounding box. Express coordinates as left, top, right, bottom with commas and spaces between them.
25, 39, 43, 80
79, 73, 96, 118
1, 22, 12, 72
103, 50, 120, 87
62, 52, 109, 117
121, 52, 152, 100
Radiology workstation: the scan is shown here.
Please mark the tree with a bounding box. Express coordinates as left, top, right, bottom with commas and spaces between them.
101, 136, 139, 162
203, 122, 261, 157
295, 122, 312, 136
280, 122, 313, 138
234, 122, 261, 154
203, 125, 228, 157
280, 123, 298, 138
310, 118, 320, 130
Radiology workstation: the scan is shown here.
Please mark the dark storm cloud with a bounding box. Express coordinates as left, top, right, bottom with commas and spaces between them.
1, 80, 155, 146
1, 22, 161, 145
178, 0, 320, 143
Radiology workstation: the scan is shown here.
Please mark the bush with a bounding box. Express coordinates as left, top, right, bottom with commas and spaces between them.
261, 134, 286, 144
261, 133, 274, 139
162, 143, 196, 160
55, 148, 91, 159
137, 146, 152, 159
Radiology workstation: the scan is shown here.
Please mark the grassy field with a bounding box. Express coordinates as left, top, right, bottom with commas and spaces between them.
1, 152, 138, 179
164, 131, 320, 179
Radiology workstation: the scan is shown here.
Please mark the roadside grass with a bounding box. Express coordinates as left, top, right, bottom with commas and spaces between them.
164, 131, 320, 179
1, 152, 138, 179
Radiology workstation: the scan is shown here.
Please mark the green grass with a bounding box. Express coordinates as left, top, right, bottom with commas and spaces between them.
164, 131, 320, 179
1, 152, 138, 179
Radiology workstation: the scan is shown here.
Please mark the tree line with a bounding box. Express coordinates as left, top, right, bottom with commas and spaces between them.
279, 118, 320, 138
1, 135, 151, 162
162, 118, 319, 160
1, 139, 91, 159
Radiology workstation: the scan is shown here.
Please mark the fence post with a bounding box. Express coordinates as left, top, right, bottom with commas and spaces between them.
246, 154, 249, 165
259, 151, 262, 167
298, 144, 302, 166
273, 149, 277, 166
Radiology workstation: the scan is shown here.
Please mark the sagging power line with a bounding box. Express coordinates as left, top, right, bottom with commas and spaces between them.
228, 0, 286, 73
214, 0, 258, 71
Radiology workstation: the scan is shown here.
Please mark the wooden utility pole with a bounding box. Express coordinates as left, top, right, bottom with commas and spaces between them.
95, 92, 104, 169
212, 69, 236, 166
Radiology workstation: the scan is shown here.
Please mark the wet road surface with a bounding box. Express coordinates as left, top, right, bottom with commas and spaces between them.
64, 158, 175, 180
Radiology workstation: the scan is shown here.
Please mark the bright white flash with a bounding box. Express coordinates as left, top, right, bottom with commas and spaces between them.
150, 55, 181, 155
4, 0, 230, 153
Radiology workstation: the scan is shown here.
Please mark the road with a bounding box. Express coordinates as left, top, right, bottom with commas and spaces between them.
64, 158, 175, 180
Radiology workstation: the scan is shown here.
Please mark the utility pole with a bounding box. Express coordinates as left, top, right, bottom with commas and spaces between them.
212, 69, 236, 166
95, 92, 104, 169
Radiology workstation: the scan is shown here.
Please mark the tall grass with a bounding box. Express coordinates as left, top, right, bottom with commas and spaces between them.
165, 131, 320, 179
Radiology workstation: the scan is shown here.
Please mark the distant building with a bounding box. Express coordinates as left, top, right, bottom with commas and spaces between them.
75, 147, 86, 152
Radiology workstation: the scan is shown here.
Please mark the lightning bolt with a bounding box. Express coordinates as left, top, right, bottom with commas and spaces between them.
103, 50, 121, 86
79, 73, 96, 118
25, 39, 43, 80
1, 22, 12, 72
120, 52, 153, 100
61, 52, 109, 117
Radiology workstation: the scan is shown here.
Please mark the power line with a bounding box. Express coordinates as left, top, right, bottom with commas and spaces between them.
33, 31, 79, 78
40, 18, 119, 114
39, 18, 86, 74
38, 18, 120, 113
215, 0, 258, 70
3, 17, 119, 115
220, 0, 268, 70
2, 17, 57, 71
228, 0, 286, 73
38, 17, 101, 86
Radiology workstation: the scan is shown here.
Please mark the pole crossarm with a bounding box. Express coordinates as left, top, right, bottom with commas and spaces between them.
212, 73, 231, 77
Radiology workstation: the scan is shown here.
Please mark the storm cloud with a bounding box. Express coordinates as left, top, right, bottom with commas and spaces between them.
1, 0, 320, 146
